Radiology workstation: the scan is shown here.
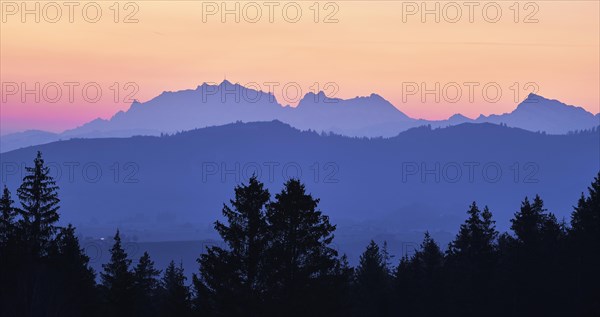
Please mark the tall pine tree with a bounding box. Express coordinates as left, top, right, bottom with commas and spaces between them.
447, 202, 498, 267
569, 172, 600, 315
196, 176, 270, 316
8, 151, 63, 316
503, 195, 565, 316
0, 186, 18, 317
394, 232, 444, 317
413, 232, 444, 277
101, 230, 135, 317
133, 252, 161, 317
511, 195, 561, 247
354, 240, 391, 317
264, 178, 339, 316
16, 151, 60, 257
0, 186, 17, 246
160, 261, 192, 317
47, 224, 98, 317
446, 202, 498, 316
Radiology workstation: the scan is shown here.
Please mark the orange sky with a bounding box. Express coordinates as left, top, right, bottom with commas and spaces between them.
1, 0, 599, 133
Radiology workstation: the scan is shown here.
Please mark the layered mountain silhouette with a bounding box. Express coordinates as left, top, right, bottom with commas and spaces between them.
1, 121, 598, 249
1, 80, 598, 152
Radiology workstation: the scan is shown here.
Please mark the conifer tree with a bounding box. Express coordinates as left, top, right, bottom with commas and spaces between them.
196, 176, 270, 316
393, 232, 444, 316
101, 230, 134, 317
133, 252, 161, 317
354, 241, 391, 317
571, 172, 600, 242
504, 195, 565, 315
448, 202, 498, 266
6, 152, 63, 316
160, 261, 191, 317
414, 232, 444, 316
16, 151, 60, 257
511, 195, 561, 246
0, 186, 17, 246
510, 195, 563, 261
331, 254, 354, 316
355, 241, 387, 287
569, 172, 600, 315
414, 232, 444, 276
393, 254, 416, 302
446, 202, 498, 315
47, 224, 98, 317
0, 185, 18, 317
264, 178, 339, 315
381, 241, 393, 275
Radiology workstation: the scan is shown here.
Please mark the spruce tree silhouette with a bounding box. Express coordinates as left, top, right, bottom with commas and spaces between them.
16, 151, 60, 258
264, 178, 340, 316
414, 232, 444, 316
195, 175, 270, 316
511, 195, 562, 247
354, 240, 392, 317
0, 186, 16, 245
47, 224, 98, 317
332, 254, 355, 316
394, 254, 418, 315
447, 203, 497, 267
569, 172, 600, 316
101, 230, 135, 317
12, 151, 62, 316
381, 241, 393, 275
1, 152, 98, 317
414, 232, 444, 278
160, 261, 192, 317
0, 186, 19, 317
498, 195, 566, 316
446, 202, 498, 316
133, 252, 161, 317
394, 232, 444, 317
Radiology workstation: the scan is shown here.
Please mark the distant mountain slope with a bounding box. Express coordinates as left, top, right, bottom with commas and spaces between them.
0, 130, 60, 152
1, 81, 598, 152
474, 93, 599, 134
1, 121, 597, 244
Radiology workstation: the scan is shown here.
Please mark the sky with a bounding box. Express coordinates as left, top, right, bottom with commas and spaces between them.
1, 0, 599, 134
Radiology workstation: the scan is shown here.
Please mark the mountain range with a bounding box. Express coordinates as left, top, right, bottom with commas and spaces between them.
1, 80, 598, 153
